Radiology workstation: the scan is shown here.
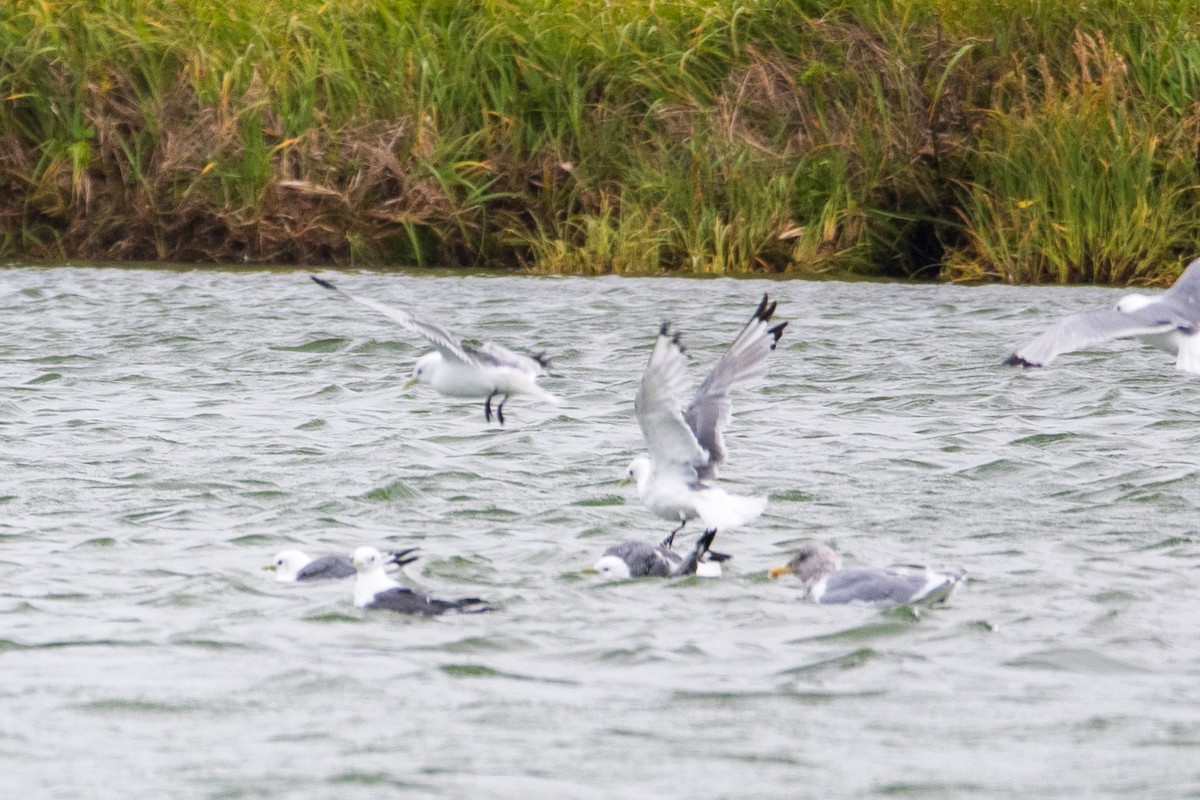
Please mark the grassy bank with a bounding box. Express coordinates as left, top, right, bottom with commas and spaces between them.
3, 0, 1200, 282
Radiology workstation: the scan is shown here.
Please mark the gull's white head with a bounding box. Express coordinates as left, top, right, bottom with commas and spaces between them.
264, 550, 311, 582
352, 546, 388, 574
406, 352, 442, 388
621, 456, 652, 490
1115, 293, 1154, 313
351, 545, 399, 606
591, 554, 632, 581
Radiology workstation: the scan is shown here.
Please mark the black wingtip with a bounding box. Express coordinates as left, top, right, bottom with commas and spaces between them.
658, 321, 684, 351
310, 275, 337, 290
386, 547, 421, 568
753, 293, 770, 320
767, 321, 788, 349
1004, 353, 1039, 367
532, 351, 552, 369
455, 598, 494, 613
752, 293, 780, 322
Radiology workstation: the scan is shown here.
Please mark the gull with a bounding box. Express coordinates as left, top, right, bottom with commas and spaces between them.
768, 543, 965, 606
264, 548, 418, 583
351, 546, 490, 615
623, 294, 787, 541
1006, 256, 1200, 373
311, 276, 559, 424
587, 528, 730, 580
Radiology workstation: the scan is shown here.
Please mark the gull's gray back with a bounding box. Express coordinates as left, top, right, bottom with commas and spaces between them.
368, 587, 475, 615
470, 341, 544, 374
295, 555, 356, 581
604, 541, 679, 577
819, 568, 941, 605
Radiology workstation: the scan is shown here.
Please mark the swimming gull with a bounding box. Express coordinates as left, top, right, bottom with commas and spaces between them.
588, 528, 730, 580
352, 546, 490, 615
311, 276, 559, 424
1006, 256, 1200, 373
622, 294, 787, 540
264, 548, 419, 582
768, 543, 965, 606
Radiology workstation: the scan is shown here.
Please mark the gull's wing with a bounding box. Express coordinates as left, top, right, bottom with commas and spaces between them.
683, 294, 787, 480
1006, 304, 1190, 368
311, 276, 476, 366
295, 555, 356, 581
1161, 256, 1200, 307
362, 585, 484, 618
634, 325, 709, 481
819, 568, 941, 605
368, 587, 445, 615
472, 341, 548, 375
606, 541, 676, 577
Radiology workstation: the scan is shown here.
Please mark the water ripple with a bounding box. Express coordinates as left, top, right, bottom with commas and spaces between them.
1, 267, 1198, 797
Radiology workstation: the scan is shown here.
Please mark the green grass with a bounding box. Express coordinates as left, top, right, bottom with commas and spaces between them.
2, 0, 1200, 282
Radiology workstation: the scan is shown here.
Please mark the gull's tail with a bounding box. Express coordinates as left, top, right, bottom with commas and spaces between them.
690, 488, 766, 531
915, 569, 967, 606
517, 379, 561, 405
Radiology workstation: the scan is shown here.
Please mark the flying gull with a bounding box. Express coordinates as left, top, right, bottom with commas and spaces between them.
622, 294, 786, 540
264, 548, 419, 583
588, 528, 730, 580
1006, 256, 1200, 373
352, 546, 490, 615
768, 543, 965, 606
311, 276, 559, 424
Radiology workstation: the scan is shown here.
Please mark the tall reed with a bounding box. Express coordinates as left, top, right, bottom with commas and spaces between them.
2, 0, 1200, 282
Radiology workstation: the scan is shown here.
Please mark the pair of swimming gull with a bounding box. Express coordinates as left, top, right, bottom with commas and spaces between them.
589, 529, 965, 606
266, 547, 489, 615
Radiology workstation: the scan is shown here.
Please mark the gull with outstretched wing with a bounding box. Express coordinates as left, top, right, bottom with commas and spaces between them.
312, 276, 558, 424
1006, 257, 1200, 374
622, 294, 787, 541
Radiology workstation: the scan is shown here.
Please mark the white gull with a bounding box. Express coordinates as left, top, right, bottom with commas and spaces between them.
622, 294, 786, 540
589, 528, 729, 580
768, 543, 965, 606
1006, 256, 1200, 373
351, 546, 490, 615
312, 276, 559, 424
